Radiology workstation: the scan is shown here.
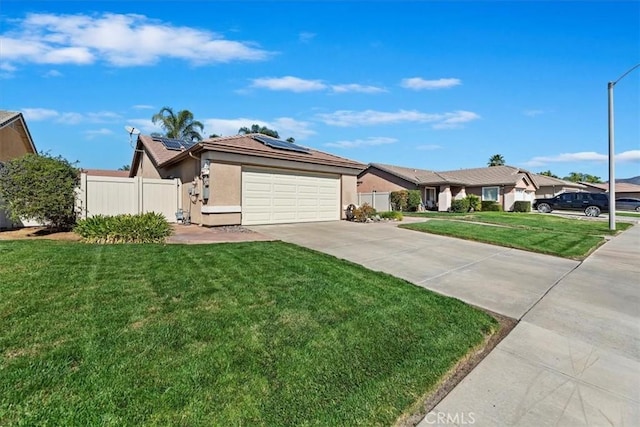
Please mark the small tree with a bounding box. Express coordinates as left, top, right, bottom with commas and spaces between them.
0, 153, 79, 230
407, 190, 422, 211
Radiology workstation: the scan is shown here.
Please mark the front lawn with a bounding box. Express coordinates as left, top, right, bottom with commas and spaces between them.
0, 241, 497, 426
401, 212, 632, 259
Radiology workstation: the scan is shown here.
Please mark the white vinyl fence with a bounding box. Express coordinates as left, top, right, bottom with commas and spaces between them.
76, 173, 182, 223
357, 191, 392, 212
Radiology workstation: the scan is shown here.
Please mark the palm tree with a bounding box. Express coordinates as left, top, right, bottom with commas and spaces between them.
151, 107, 204, 142
487, 154, 505, 167
238, 124, 279, 138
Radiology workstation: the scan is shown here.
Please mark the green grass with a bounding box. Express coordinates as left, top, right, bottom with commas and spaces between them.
401, 212, 631, 258
0, 241, 497, 426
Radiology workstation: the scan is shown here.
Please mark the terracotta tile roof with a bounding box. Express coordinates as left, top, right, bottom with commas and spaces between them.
533, 174, 587, 188
82, 169, 131, 178
581, 182, 640, 193
0, 110, 20, 127
368, 163, 450, 184
368, 163, 539, 188
135, 134, 365, 172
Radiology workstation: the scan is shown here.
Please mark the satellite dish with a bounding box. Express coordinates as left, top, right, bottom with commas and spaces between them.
125, 125, 140, 135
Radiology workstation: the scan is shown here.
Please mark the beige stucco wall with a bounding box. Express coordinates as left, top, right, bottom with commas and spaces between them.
357, 169, 417, 193
164, 158, 200, 224
0, 125, 34, 162
136, 151, 162, 179
341, 175, 358, 218
209, 162, 241, 206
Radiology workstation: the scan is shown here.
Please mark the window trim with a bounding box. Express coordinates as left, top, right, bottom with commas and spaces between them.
482, 186, 500, 202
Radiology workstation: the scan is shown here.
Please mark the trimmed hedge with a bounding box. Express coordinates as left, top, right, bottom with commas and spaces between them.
379, 211, 403, 221
74, 212, 173, 243
513, 201, 531, 212
407, 190, 422, 211
390, 191, 408, 211
450, 199, 470, 213
481, 201, 503, 211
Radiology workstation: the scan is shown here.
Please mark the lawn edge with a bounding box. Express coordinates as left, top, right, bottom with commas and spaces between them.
395, 311, 517, 427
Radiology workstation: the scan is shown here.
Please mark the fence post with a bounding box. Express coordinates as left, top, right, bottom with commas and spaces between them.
80, 173, 88, 219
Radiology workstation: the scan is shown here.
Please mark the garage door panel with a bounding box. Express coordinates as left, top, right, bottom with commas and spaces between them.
242, 169, 340, 225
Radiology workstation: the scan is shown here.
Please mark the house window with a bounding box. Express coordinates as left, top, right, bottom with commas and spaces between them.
482, 186, 499, 201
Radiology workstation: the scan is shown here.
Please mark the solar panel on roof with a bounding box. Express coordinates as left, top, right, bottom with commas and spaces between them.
252, 135, 310, 154
152, 136, 197, 151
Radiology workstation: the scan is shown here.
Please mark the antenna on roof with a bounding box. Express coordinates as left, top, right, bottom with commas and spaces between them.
124, 125, 140, 148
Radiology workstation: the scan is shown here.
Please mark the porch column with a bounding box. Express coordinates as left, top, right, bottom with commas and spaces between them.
438, 186, 451, 211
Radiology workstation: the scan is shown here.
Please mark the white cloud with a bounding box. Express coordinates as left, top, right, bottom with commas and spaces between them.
251, 76, 326, 92
299, 32, 316, 43
416, 144, 442, 151
127, 119, 164, 134
1, 12, 271, 69
203, 117, 315, 140
43, 69, 63, 77
84, 128, 113, 139
331, 84, 386, 94
400, 77, 461, 90
21, 108, 122, 124
326, 137, 397, 149
21, 108, 60, 121
523, 150, 640, 167
132, 104, 155, 110
316, 109, 480, 129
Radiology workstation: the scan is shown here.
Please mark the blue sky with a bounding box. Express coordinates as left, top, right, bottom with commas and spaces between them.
2, 1, 639, 179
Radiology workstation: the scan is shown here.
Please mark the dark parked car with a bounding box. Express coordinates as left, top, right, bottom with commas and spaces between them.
615, 198, 640, 212
533, 192, 609, 217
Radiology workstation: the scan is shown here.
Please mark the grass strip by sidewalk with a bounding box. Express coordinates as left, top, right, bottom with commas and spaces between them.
0, 240, 497, 426
401, 220, 603, 259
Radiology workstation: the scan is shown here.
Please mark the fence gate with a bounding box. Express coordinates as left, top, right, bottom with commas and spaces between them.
357, 192, 391, 211
77, 173, 182, 223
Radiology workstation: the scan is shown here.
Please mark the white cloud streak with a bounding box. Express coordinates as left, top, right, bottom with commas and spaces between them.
316, 109, 480, 129
326, 137, 397, 149
1, 13, 271, 70
251, 76, 326, 92
400, 77, 461, 90
21, 108, 122, 124
330, 84, 386, 94
84, 128, 113, 139
416, 144, 442, 151
524, 150, 640, 167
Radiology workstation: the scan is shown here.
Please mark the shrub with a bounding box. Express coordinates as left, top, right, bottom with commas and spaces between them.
0, 153, 79, 230
390, 191, 408, 211
466, 194, 481, 212
379, 211, 403, 221
450, 198, 470, 213
353, 203, 377, 222
407, 190, 422, 211
513, 201, 531, 212
75, 212, 173, 243
481, 201, 503, 211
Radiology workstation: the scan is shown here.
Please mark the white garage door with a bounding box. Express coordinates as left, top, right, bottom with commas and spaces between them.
242, 169, 340, 225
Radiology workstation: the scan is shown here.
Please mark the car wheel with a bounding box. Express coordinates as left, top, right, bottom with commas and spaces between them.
635, 206, 640, 212
585, 206, 601, 217
537, 203, 551, 213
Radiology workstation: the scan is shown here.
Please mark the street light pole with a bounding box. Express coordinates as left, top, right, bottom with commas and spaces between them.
607, 63, 640, 231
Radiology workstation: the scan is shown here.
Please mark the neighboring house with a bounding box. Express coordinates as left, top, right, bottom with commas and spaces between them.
579, 182, 640, 199
0, 110, 38, 229
358, 163, 538, 211
82, 169, 131, 178
129, 134, 365, 226
533, 174, 587, 198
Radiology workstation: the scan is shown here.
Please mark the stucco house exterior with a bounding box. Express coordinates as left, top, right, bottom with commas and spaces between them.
358, 163, 538, 211
0, 110, 38, 228
533, 174, 587, 198
579, 182, 640, 199
129, 134, 365, 226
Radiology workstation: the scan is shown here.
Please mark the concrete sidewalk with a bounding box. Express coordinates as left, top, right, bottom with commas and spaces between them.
423, 225, 640, 426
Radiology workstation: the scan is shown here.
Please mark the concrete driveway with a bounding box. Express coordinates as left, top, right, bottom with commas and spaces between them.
250, 220, 579, 320
252, 219, 640, 426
